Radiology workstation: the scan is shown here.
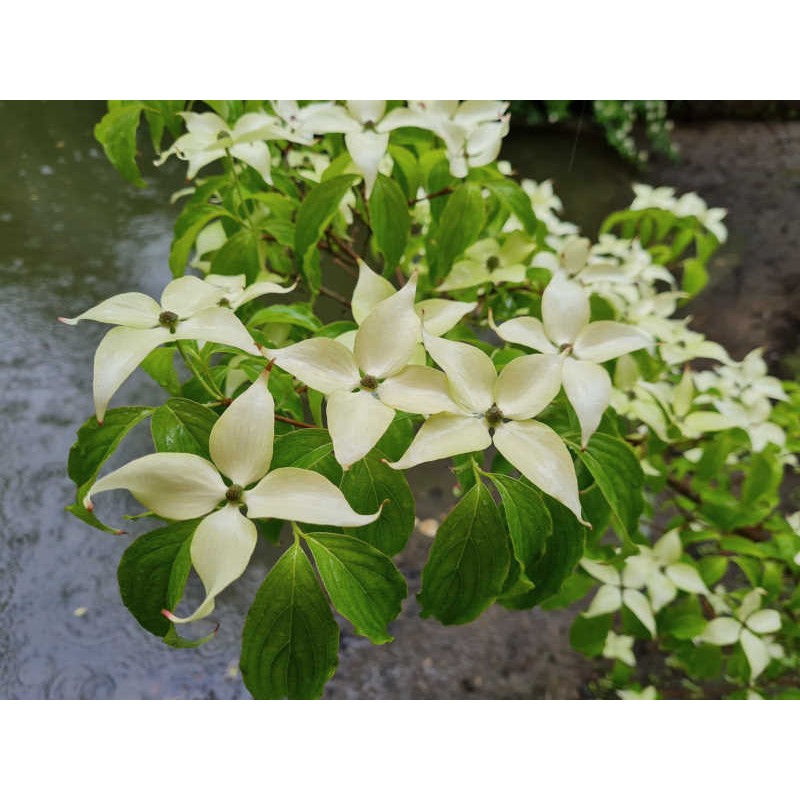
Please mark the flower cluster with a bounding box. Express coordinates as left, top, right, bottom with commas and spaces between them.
64, 100, 799, 700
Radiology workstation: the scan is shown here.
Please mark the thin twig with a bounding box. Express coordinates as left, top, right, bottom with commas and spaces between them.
408, 186, 454, 206
318, 285, 352, 308
275, 414, 316, 429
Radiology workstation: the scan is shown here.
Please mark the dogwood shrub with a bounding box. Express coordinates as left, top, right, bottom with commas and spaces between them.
63, 101, 800, 699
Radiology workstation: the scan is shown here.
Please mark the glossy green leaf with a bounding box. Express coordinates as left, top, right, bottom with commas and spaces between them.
502, 498, 586, 609
418, 480, 509, 625
270, 428, 342, 485
294, 174, 360, 265
68, 407, 154, 489
570, 613, 612, 657
95, 103, 145, 187
240, 542, 339, 699
117, 518, 198, 638
211, 228, 262, 282
169, 203, 233, 277
248, 304, 321, 332
431, 183, 485, 280
338, 451, 415, 556
140, 346, 182, 395
305, 532, 407, 644
572, 433, 644, 550
483, 178, 539, 234
151, 398, 218, 459
682, 257, 708, 296
369, 174, 410, 269
486, 473, 552, 581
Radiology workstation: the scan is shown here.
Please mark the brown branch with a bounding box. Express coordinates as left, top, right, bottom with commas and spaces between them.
318, 285, 352, 308
409, 186, 454, 206
274, 414, 316, 429
666, 476, 770, 542
327, 232, 362, 266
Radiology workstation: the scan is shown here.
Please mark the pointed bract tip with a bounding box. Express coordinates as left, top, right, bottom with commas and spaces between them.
84, 500, 94, 513
264, 358, 277, 374
114, 529, 127, 536
161, 609, 177, 622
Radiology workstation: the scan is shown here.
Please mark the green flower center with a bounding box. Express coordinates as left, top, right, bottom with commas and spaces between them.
158, 310, 179, 333
485, 404, 504, 427
486, 255, 500, 270
226, 484, 244, 503
360, 374, 379, 391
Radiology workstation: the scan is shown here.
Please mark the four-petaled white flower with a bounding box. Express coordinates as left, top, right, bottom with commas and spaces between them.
603, 630, 636, 667
491, 272, 652, 446
265, 274, 451, 468
85, 375, 381, 624
203, 273, 296, 311
622, 528, 708, 612
436, 233, 534, 293
303, 101, 414, 196
388, 333, 585, 523
154, 111, 300, 184
59, 276, 261, 422
581, 557, 657, 637
696, 588, 782, 680
392, 101, 510, 178
350, 260, 476, 341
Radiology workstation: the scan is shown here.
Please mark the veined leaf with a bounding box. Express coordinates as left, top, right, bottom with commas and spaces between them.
369, 174, 410, 269
240, 542, 339, 699
294, 174, 360, 266
418, 480, 509, 625
305, 532, 407, 644
95, 103, 146, 187
151, 398, 218, 459
338, 451, 415, 556
117, 519, 198, 639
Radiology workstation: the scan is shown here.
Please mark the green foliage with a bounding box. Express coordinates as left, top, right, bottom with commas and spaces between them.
369, 174, 410, 270
418, 480, 510, 625
240, 542, 339, 699
337, 452, 415, 556
305, 532, 407, 643
151, 399, 218, 459
117, 519, 213, 648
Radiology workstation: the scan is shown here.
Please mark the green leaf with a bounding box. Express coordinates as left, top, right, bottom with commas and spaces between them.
570, 613, 612, 657
338, 451, 415, 557
369, 174, 410, 269
240, 542, 339, 699
512, 498, 587, 608
94, 104, 145, 187
117, 519, 198, 638
742, 450, 782, 507
572, 433, 644, 551
140, 346, 182, 395
270, 428, 342, 485
389, 145, 419, 200
682, 257, 708, 296
151, 398, 218, 458
305, 532, 407, 644
248, 304, 321, 332
431, 183, 485, 280
294, 174, 360, 266
486, 473, 552, 581
418, 480, 509, 625
68, 407, 154, 489
483, 178, 539, 234
211, 228, 262, 282
169, 203, 233, 277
